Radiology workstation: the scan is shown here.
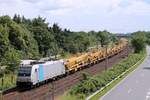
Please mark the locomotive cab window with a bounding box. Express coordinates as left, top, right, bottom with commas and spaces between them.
18, 65, 32, 77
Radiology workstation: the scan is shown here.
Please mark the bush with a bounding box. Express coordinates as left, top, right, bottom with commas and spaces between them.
131, 31, 147, 53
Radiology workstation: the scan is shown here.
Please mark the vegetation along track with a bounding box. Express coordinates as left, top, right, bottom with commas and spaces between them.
1, 46, 132, 100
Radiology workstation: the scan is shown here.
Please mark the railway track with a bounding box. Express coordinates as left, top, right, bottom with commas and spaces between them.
1, 46, 132, 100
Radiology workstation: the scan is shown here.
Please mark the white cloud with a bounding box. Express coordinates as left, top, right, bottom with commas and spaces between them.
0, 0, 150, 32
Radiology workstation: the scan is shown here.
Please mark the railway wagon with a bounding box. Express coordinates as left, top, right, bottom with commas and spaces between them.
64, 39, 128, 72
88, 50, 102, 64
64, 53, 89, 72
112, 46, 120, 54
17, 60, 65, 86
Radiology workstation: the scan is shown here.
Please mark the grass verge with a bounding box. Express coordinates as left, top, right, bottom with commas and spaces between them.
90, 51, 146, 100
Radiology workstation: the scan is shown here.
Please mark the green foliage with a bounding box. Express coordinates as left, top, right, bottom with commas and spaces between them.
2, 48, 21, 72
0, 24, 9, 58
87, 31, 98, 46
0, 16, 39, 59
0, 74, 17, 90
0, 14, 119, 77
30, 26, 55, 56
110, 34, 119, 44
68, 51, 144, 100
131, 31, 147, 53
144, 32, 150, 45
96, 30, 110, 47
13, 14, 21, 24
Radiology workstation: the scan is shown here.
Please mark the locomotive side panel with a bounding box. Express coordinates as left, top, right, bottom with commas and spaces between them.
42, 61, 66, 80
31, 65, 39, 85
31, 61, 66, 85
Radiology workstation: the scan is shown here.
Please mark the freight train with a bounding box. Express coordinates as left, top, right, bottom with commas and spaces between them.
17, 39, 128, 86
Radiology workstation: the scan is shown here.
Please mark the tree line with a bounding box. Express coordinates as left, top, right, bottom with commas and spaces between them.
0, 14, 118, 74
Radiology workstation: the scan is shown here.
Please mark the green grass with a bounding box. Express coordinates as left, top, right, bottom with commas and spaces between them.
61, 93, 83, 100
0, 74, 17, 91
90, 51, 146, 100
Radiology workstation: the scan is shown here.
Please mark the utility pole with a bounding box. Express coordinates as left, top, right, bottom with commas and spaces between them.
49, 80, 54, 100
105, 46, 108, 71
51, 80, 54, 100
0, 91, 3, 100
127, 43, 129, 57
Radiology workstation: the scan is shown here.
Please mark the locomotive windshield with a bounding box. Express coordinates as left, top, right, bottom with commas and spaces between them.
18, 65, 32, 77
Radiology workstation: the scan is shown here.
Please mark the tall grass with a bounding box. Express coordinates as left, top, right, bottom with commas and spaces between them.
0, 74, 17, 90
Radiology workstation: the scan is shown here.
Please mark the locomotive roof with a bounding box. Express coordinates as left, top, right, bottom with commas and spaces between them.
27, 60, 64, 66
20, 64, 32, 67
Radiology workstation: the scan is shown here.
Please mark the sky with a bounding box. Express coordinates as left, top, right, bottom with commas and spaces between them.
0, 0, 150, 33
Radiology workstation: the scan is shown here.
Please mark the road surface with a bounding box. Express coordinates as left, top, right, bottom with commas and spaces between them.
100, 46, 150, 100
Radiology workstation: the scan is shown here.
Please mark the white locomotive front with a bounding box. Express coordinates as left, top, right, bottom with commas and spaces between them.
17, 65, 33, 86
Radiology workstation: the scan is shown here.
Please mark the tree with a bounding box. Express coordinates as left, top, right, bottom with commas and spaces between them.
31, 26, 55, 56
48, 43, 61, 59
2, 48, 21, 73
51, 23, 61, 33
50, 23, 62, 47
22, 16, 32, 25
96, 30, 110, 47
144, 32, 150, 45
0, 24, 9, 58
13, 14, 21, 24
0, 15, 39, 59
131, 31, 147, 53
32, 16, 48, 28
110, 34, 119, 44
87, 31, 97, 47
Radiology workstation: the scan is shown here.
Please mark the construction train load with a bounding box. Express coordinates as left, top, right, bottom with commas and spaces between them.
17, 38, 128, 86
